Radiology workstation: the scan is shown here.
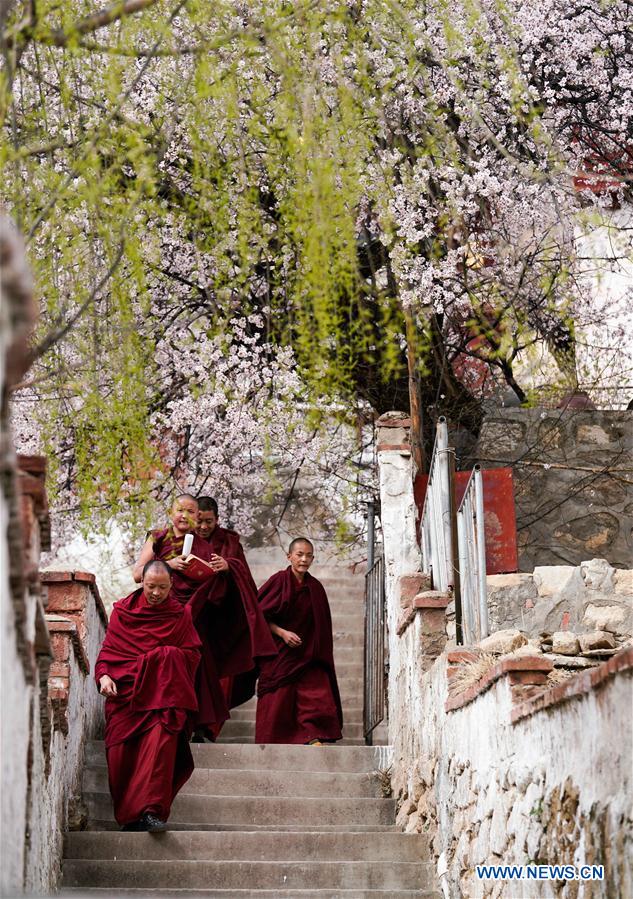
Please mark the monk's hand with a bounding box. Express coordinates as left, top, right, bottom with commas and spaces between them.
281, 629, 302, 648
210, 554, 229, 572
168, 557, 190, 572
99, 675, 117, 697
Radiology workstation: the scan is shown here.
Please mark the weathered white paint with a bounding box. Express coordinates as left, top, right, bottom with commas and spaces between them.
0, 493, 30, 893
377, 448, 422, 748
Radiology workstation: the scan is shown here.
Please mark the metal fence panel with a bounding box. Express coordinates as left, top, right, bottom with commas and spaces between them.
420, 417, 454, 592
456, 466, 489, 643
363, 555, 385, 744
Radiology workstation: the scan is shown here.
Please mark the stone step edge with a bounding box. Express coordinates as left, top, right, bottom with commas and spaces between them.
61, 891, 441, 897
82, 823, 401, 833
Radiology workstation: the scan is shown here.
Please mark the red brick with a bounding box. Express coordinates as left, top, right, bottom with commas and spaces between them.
512, 646, 633, 724
49, 661, 70, 678
73, 571, 96, 584
413, 592, 450, 610
50, 633, 70, 662
41, 571, 74, 584
17, 454, 47, 475
498, 655, 553, 674
377, 443, 411, 452
561, 611, 571, 631
399, 574, 432, 608
376, 418, 412, 428
396, 606, 417, 636
447, 649, 481, 664
419, 608, 447, 633
46, 582, 88, 613
48, 687, 69, 702
508, 670, 549, 686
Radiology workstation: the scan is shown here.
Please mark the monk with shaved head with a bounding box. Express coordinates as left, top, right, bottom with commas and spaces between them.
133, 494, 276, 742
255, 538, 343, 745
95, 560, 201, 831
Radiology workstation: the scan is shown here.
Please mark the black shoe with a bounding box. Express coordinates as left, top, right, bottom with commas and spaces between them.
121, 820, 143, 832
191, 729, 214, 743
139, 812, 167, 833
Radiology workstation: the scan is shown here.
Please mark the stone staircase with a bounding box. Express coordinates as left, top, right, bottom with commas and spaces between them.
61, 563, 439, 897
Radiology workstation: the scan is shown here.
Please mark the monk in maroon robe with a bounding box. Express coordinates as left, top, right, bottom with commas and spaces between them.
134, 494, 276, 740
95, 560, 201, 831
256, 538, 343, 745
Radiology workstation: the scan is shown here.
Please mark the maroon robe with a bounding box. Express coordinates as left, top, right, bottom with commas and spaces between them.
152, 526, 276, 734
255, 568, 343, 744
94, 589, 201, 826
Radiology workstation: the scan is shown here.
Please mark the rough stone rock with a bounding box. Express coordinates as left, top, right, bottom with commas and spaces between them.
489, 793, 511, 855
474, 815, 492, 864
576, 424, 614, 445
507, 638, 543, 657
454, 769, 473, 809
526, 818, 543, 859
544, 653, 599, 669
486, 573, 537, 632
551, 632, 580, 655
578, 630, 616, 652
454, 829, 471, 867
613, 570, 633, 595
583, 603, 629, 634
580, 558, 615, 592
395, 798, 416, 828
417, 757, 435, 787
533, 565, 585, 599
479, 629, 528, 654
405, 811, 422, 833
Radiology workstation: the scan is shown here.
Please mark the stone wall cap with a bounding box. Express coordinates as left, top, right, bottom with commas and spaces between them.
376, 411, 409, 424
376, 418, 412, 428
445, 654, 553, 712
45, 615, 78, 632
512, 645, 633, 723
377, 444, 411, 454
413, 592, 451, 609
41, 570, 109, 627
17, 454, 47, 474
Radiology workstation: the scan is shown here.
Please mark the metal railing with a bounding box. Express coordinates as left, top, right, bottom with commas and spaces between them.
457, 465, 490, 644
420, 417, 455, 593
363, 554, 385, 745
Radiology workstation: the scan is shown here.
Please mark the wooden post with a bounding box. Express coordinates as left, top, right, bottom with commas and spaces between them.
404, 307, 426, 476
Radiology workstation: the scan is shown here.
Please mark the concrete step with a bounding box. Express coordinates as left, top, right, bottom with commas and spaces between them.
62, 889, 440, 897
83, 766, 387, 799
228, 706, 364, 722
215, 737, 367, 746
62, 859, 433, 891
85, 792, 397, 827
333, 634, 365, 647
86, 742, 393, 773
65, 830, 429, 862
216, 721, 366, 741
84, 821, 402, 833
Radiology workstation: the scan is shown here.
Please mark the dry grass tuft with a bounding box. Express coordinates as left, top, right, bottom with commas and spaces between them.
371, 766, 393, 798
547, 667, 576, 686
448, 652, 498, 698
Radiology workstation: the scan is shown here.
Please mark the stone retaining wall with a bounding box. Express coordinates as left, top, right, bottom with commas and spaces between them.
485, 558, 632, 647
377, 426, 633, 898
389, 633, 632, 898
472, 408, 632, 570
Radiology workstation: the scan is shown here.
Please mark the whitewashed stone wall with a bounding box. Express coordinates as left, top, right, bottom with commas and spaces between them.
389, 645, 632, 898
1, 218, 107, 895
377, 427, 632, 898
376, 434, 422, 742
